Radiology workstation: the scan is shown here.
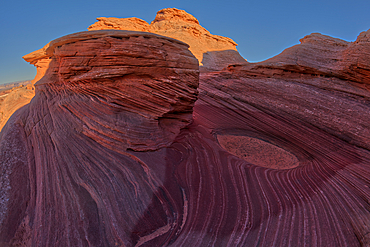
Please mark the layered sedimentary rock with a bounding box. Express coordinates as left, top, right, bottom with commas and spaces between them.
225, 32, 370, 151
1, 12, 370, 247
0, 8, 245, 132
236, 31, 370, 85
21, 30, 199, 152
189, 31, 370, 245
341, 29, 370, 85
0, 30, 200, 246
89, 8, 248, 71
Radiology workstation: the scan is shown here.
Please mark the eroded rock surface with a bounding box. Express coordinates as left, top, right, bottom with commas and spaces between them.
1, 12, 370, 247
0, 30, 199, 245
225, 31, 370, 151
22, 30, 199, 151
0, 8, 245, 132
0, 83, 34, 131
89, 8, 248, 71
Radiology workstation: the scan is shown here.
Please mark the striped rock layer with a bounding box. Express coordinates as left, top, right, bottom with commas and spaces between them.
1, 28, 370, 247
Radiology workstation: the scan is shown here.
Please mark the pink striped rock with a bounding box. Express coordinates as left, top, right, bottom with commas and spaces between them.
1, 27, 370, 247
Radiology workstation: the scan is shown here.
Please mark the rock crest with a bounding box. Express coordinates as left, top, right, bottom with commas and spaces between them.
88, 8, 247, 71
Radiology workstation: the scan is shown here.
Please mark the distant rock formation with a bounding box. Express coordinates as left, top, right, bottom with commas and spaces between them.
0, 82, 34, 131
0, 50, 51, 132
89, 8, 248, 71
234, 31, 370, 86
1, 9, 370, 247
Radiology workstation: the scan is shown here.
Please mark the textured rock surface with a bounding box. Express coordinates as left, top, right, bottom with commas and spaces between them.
0, 8, 244, 132
88, 17, 151, 32
0, 55, 49, 132
89, 8, 248, 71
0, 30, 200, 246
341, 29, 370, 85
1, 15, 370, 247
226, 31, 370, 151
0, 83, 34, 132
21, 30, 199, 151
217, 135, 300, 169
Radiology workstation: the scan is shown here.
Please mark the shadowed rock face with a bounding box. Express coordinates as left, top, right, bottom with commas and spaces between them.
1, 16, 370, 247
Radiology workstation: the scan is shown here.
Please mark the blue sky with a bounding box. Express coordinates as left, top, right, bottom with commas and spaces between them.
1, 0, 370, 84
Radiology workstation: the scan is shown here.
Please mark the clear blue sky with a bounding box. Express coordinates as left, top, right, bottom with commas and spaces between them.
1, 0, 369, 84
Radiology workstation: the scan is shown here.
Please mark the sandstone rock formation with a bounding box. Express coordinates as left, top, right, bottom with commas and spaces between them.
225, 32, 370, 151
340, 29, 370, 85
88, 8, 248, 71
20, 30, 199, 151
0, 30, 199, 246
0, 82, 34, 131
0, 55, 49, 132
1, 10, 370, 247
0, 8, 245, 133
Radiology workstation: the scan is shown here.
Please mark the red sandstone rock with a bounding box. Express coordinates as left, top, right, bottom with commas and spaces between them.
1, 13, 370, 247
88, 8, 248, 71
23, 30, 199, 151
0, 30, 199, 246
1, 8, 246, 132
225, 31, 370, 151
340, 29, 370, 85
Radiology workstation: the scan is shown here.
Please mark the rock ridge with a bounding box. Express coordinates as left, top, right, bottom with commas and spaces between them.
228, 31, 370, 86
88, 8, 248, 71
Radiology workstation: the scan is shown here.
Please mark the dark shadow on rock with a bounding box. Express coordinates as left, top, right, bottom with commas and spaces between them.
128, 103, 366, 246
200, 50, 248, 72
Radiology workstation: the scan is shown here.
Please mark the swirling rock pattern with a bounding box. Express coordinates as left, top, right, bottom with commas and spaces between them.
1, 27, 370, 247
22, 30, 199, 151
